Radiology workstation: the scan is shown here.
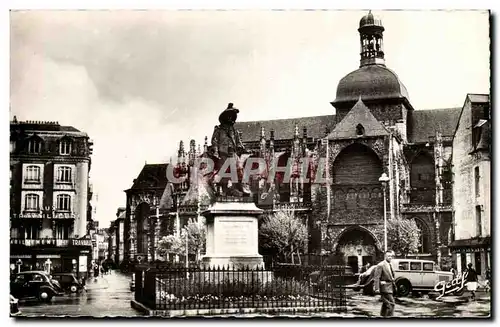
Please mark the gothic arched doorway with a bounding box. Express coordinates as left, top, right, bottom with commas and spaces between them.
334, 227, 381, 274
135, 202, 151, 260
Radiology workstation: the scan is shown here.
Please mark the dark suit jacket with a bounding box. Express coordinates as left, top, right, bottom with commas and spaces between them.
373, 261, 395, 294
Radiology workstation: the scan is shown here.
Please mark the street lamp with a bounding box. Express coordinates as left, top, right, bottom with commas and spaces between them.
16, 259, 22, 273
45, 259, 52, 274
379, 172, 390, 252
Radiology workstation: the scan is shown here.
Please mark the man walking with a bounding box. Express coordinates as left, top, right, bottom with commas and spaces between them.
374, 250, 396, 317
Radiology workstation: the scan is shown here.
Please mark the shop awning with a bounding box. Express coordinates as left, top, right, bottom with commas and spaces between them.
448, 237, 490, 252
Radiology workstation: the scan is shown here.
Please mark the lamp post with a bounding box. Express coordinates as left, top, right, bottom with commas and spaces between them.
379, 172, 390, 252
16, 259, 22, 273
45, 259, 52, 274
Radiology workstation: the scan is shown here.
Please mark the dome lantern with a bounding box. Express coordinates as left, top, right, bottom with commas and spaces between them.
358, 10, 385, 67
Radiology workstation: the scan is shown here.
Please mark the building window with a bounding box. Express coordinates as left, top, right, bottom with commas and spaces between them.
415, 218, 430, 254
57, 166, 72, 183
24, 224, 40, 239
476, 206, 482, 237
55, 223, 70, 239
28, 139, 42, 154
24, 194, 40, 211
475, 167, 480, 197
59, 140, 72, 155
56, 194, 71, 212
356, 124, 365, 136
25, 165, 41, 183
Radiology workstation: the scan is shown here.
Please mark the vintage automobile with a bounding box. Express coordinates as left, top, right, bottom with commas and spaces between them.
10, 271, 63, 302
351, 259, 456, 297
51, 273, 84, 293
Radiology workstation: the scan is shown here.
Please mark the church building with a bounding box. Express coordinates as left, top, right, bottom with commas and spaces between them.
122, 12, 489, 274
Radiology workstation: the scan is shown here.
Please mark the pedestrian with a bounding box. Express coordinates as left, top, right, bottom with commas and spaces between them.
80, 276, 87, 292
373, 250, 396, 317
465, 263, 478, 300
485, 267, 491, 293
93, 263, 99, 280
450, 265, 457, 279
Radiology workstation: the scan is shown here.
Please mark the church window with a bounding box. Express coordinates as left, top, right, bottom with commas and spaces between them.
356, 124, 365, 136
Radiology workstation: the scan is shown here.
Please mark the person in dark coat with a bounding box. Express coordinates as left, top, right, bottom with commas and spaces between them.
465, 263, 478, 300
374, 250, 396, 317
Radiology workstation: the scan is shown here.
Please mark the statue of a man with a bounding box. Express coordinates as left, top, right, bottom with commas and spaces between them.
210, 103, 251, 197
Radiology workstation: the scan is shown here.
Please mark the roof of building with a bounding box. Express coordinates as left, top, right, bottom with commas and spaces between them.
235, 115, 336, 142
468, 94, 489, 103
333, 65, 409, 104
359, 11, 384, 29
130, 163, 169, 190
10, 119, 84, 134
408, 108, 462, 143
327, 99, 389, 140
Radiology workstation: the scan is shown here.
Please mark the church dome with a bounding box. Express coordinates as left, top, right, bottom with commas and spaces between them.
333, 65, 409, 104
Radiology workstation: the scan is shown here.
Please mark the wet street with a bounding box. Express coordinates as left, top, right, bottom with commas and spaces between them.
15, 272, 490, 318
16, 271, 144, 317
327, 289, 491, 318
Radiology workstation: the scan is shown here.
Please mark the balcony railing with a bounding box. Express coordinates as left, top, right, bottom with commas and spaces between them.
19, 211, 43, 219
15, 210, 75, 219
10, 238, 70, 247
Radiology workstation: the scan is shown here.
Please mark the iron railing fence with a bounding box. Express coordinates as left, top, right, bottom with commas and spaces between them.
134, 264, 346, 313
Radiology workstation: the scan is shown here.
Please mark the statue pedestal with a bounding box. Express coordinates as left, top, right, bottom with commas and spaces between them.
201, 201, 264, 269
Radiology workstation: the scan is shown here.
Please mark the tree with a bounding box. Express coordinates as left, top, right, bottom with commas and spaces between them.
157, 218, 206, 261
259, 207, 308, 263
387, 217, 421, 257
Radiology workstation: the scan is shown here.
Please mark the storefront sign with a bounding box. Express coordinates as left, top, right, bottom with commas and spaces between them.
433, 272, 467, 300
71, 239, 92, 247
36, 254, 61, 259
79, 256, 87, 272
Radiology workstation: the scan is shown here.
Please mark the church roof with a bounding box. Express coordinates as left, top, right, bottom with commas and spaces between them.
235, 115, 336, 142
129, 163, 169, 190
408, 108, 462, 143
333, 65, 409, 105
327, 99, 389, 140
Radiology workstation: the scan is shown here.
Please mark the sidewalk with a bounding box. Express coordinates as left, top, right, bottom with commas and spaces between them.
84, 270, 131, 291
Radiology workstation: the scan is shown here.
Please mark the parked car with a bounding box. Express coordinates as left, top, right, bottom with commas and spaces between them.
51, 273, 84, 293
355, 259, 455, 297
10, 271, 63, 302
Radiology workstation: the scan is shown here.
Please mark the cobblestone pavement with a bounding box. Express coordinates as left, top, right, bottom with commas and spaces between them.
15, 270, 145, 317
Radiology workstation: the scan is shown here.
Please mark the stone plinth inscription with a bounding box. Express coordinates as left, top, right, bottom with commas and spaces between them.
218, 218, 254, 254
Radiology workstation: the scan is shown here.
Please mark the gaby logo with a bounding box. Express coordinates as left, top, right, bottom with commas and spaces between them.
433, 272, 468, 300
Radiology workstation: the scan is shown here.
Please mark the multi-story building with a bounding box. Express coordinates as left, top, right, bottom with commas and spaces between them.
123, 12, 488, 272
10, 117, 94, 277
93, 228, 109, 264
107, 207, 127, 266
449, 94, 490, 277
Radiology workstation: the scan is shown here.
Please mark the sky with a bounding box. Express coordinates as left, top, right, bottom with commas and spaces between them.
9, 10, 490, 227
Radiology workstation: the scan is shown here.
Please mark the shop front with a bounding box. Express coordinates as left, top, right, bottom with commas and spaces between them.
449, 237, 491, 278
10, 238, 93, 279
